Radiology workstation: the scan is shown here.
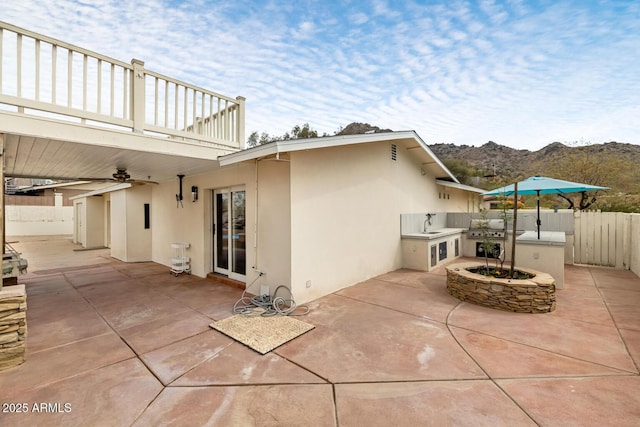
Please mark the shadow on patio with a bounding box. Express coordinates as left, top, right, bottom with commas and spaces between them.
1, 235, 640, 426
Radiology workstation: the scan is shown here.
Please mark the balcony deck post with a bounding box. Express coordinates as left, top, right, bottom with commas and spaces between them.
131, 59, 145, 133
236, 96, 246, 146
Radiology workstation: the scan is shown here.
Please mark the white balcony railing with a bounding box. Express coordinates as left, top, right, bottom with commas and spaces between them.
0, 21, 244, 149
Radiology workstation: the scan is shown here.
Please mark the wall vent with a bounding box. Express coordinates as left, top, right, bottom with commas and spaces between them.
391, 143, 397, 161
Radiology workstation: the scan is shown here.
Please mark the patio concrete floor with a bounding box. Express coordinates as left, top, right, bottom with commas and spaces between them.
2, 235, 640, 426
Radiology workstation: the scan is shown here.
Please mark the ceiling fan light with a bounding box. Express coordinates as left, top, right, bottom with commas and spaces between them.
113, 168, 131, 183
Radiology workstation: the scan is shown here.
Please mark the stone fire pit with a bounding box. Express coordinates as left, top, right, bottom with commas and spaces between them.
446, 262, 556, 313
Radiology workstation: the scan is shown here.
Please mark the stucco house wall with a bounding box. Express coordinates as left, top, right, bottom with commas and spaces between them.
288, 140, 468, 303
110, 191, 127, 260
6, 205, 74, 236
139, 132, 483, 305
255, 158, 292, 293
110, 185, 152, 262
150, 162, 258, 279
84, 196, 105, 248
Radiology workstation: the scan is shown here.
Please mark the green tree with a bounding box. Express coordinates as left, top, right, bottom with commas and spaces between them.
246, 123, 320, 147
442, 159, 477, 186
290, 123, 318, 139
544, 142, 627, 210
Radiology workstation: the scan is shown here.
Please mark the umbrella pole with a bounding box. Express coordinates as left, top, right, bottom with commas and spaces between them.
536, 189, 541, 239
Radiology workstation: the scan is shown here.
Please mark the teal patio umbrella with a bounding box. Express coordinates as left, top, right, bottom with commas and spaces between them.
483, 176, 609, 239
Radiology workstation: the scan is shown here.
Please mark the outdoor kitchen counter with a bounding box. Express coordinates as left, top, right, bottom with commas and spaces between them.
516, 231, 566, 245
515, 231, 565, 289
401, 229, 464, 272
401, 228, 465, 240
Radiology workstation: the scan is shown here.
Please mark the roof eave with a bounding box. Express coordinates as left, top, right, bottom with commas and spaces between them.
218, 131, 459, 183
69, 183, 132, 200
436, 179, 485, 194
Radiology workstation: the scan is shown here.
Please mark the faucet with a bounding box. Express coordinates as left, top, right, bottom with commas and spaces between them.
423, 213, 436, 232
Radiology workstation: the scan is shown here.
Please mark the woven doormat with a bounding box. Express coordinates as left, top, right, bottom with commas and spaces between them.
209, 314, 315, 355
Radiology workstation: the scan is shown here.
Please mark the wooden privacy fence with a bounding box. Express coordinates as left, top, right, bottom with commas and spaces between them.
574, 211, 633, 269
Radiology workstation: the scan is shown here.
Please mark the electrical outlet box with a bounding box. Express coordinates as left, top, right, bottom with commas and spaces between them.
306, 280, 312, 288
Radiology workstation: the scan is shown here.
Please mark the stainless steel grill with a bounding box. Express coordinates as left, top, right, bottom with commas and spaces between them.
467, 219, 506, 239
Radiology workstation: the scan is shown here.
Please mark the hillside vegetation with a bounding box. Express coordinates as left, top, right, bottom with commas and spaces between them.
429, 141, 640, 212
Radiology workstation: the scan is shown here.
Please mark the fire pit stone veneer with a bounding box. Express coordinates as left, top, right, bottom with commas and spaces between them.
446, 262, 556, 313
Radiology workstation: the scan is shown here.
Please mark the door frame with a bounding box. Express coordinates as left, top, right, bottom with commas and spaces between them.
212, 186, 246, 282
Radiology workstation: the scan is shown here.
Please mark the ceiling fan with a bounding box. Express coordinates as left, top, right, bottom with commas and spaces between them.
81, 168, 158, 185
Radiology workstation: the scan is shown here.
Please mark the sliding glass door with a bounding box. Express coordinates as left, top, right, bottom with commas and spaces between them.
213, 187, 246, 281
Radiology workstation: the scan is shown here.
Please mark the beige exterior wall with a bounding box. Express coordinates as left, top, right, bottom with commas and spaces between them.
6, 205, 74, 236
73, 197, 105, 247
255, 159, 292, 294
150, 163, 259, 281
110, 191, 126, 260
288, 141, 470, 304
85, 196, 105, 248
139, 139, 482, 303
434, 184, 481, 213
111, 186, 152, 262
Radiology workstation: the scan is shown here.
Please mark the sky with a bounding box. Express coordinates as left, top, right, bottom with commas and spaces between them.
3, 0, 639, 150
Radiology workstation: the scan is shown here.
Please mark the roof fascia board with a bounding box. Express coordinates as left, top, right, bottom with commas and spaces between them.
411, 133, 459, 183
69, 183, 132, 200
219, 130, 460, 184
218, 142, 279, 166
436, 179, 485, 194
16, 181, 92, 191
219, 131, 418, 166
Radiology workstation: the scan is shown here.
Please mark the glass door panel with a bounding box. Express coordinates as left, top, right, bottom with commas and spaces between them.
214, 192, 229, 273
213, 187, 245, 280
231, 190, 246, 275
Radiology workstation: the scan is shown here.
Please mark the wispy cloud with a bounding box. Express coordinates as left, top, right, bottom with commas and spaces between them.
2, 0, 639, 149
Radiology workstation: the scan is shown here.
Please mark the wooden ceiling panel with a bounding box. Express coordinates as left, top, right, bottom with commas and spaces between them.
4, 135, 221, 183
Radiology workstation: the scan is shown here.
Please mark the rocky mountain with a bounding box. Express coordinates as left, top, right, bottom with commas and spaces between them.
432, 139, 635, 171
336, 122, 393, 135
428, 140, 640, 195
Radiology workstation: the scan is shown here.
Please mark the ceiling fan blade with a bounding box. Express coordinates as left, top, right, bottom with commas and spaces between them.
129, 179, 159, 185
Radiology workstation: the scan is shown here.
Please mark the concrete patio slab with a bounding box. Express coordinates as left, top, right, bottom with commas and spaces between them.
140, 331, 233, 385
94, 292, 193, 330
0, 358, 162, 427
552, 292, 617, 326
335, 380, 536, 426
118, 309, 214, 354
172, 341, 326, 386
133, 385, 336, 427
0, 332, 134, 393
451, 327, 631, 378
448, 302, 638, 373
26, 308, 113, 353
498, 376, 640, 427
276, 294, 486, 383
337, 277, 460, 323
17, 273, 74, 296
608, 304, 640, 332
599, 288, 640, 306
619, 328, 640, 368
2, 235, 640, 425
